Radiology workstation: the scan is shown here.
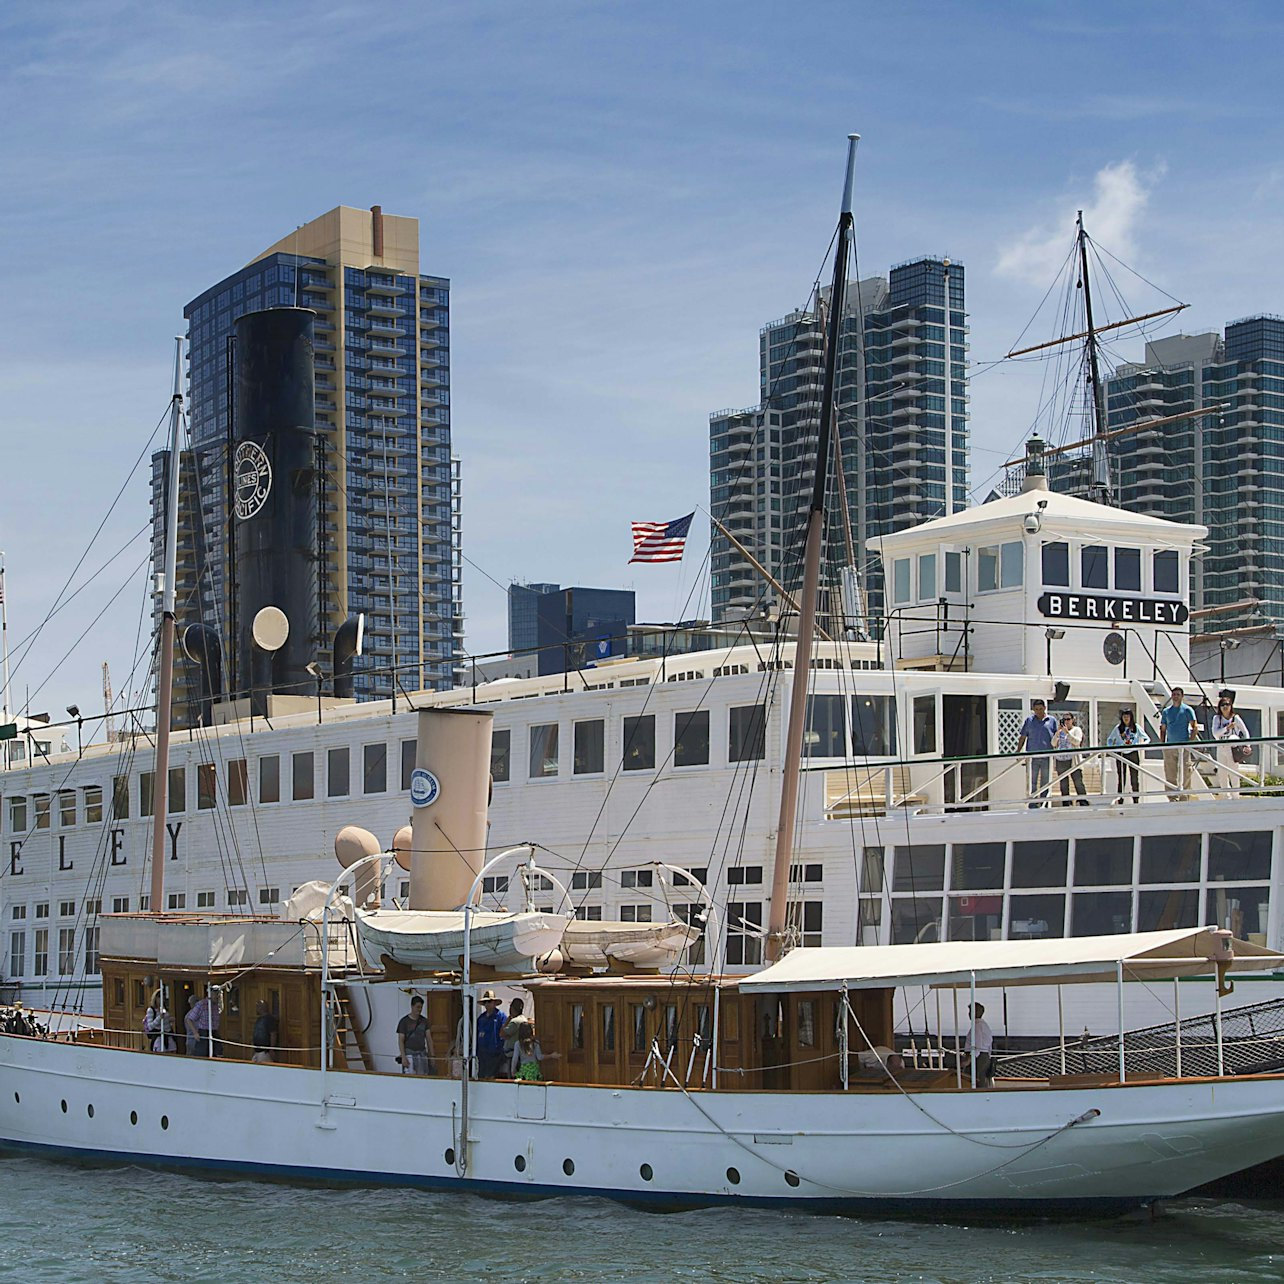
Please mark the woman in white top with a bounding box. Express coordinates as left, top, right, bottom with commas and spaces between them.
1211, 696, 1250, 797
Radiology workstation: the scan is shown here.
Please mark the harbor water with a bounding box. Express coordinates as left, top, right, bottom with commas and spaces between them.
3, 1157, 1282, 1282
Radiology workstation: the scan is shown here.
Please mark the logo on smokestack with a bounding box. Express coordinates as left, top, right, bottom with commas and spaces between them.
233, 441, 273, 520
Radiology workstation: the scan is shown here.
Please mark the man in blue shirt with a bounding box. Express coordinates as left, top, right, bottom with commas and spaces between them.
1159, 686, 1198, 802
475, 990, 508, 1078
1017, 699, 1058, 808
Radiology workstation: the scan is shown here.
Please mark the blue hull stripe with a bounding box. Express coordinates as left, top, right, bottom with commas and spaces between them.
0, 1135, 1149, 1217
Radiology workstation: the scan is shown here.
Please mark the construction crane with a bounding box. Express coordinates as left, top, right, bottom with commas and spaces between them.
102, 662, 116, 743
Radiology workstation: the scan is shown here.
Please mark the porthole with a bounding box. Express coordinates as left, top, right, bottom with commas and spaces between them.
87, 1104, 94, 1119
60, 1100, 67, 1114
562, 1158, 575, 1177
785, 1170, 800, 1188
161, 1115, 169, 1131
514, 1155, 526, 1173
12, 1092, 18, 1105
639, 1163, 653, 1182
444, 1147, 455, 1166
726, 1167, 740, 1186
130, 1111, 138, 1126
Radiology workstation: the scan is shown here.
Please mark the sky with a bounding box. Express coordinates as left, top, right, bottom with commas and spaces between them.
2, 0, 1282, 731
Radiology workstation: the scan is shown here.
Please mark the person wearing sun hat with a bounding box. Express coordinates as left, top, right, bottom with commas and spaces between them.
475, 989, 508, 1079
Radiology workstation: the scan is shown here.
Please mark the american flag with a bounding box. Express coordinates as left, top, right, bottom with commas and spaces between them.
630, 512, 694, 563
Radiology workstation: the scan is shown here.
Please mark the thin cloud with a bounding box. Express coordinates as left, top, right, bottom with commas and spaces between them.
996, 160, 1161, 286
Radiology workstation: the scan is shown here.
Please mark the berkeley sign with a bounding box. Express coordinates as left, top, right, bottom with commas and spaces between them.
1037, 592, 1188, 626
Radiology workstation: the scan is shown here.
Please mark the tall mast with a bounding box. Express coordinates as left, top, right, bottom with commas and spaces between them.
766, 134, 859, 962
1077, 211, 1111, 504
150, 337, 184, 915
0, 553, 9, 771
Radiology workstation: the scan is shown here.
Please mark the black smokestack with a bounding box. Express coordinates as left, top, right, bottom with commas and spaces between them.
232, 307, 319, 711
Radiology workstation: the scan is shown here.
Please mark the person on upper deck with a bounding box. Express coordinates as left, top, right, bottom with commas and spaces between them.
1159, 687, 1198, 802
1211, 694, 1250, 798
1017, 699, 1058, 808
1053, 713, 1089, 807
396, 995, 434, 1075
251, 1000, 279, 1064
475, 991, 507, 1079
1106, 708, 1149, 804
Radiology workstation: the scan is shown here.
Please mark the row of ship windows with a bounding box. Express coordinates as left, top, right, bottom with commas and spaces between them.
4, 705, 771, 832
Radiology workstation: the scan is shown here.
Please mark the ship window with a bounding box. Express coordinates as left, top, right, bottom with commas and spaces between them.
918, 553, 936, 601
228, 760, 249, 807
32, 794, 50, 831
1009, 894, 1064, 938
631, 1005, 646, 1053
1115, 547, 1141, 592
193, 765, 218, 812
9, 797, 25, 833
259, 756, 280, 805
529, 724, 559, 778
59, 900, 75, 917
1141, 834, 1199, 883
112, 777, 129, 820
573, 720, 605, 775
892, 558, 911, 604
400, 740, 416, 791
327, 747, 350, 798
673, 710, 710, 767
9, 906, 23, 920
571, 871, 602, 890
166, 893, 185, 911
724, 867, 758, 886
851, 696, 896, 756
112, 896, 129, 913
139, 773, 155, 818
1081, 545, 1109, 590
619, 904, 652, 923
1154, 550, 1179, 594
797, 999, 816, 1047
948, 894, 1001, 943
1209, 886, 1269, 938
804, 695, 845, 758
890, 897, 941, 945
952, 842, 1005, 890
259, 888, 280, 907
490, 730, 510, 783
893, 845, 945, 892
977, 546, 999, 592
32, 929, 48, 976
1208, 831, 1271, 882
1042, 542, 1070, 587
622, 715, 655, 772
1011, 840, 1067, 888
363, 743, 387, 794
944, 550, 962, 594
729, 705, 766, 763
83, 786, 102, 825
1138, 888, 1199, 932
912, 696, 937, 755
196, 891, 214, 909
1074, 837, 1134, 886
725, 901, 763, 965
58, 791, 76, 828
1000, 542, 1023, 588
35, 903, 48, 919
601, 1004, 615, 1054
169, 767, 186, 814
861, 847, 885, 895
1072, 891, 1132, 936
9, 932, 25, 978
787, 901, 823, 948
292, 752, 314, 801
571, 1004, 585, 1050
574, 905, 603, 921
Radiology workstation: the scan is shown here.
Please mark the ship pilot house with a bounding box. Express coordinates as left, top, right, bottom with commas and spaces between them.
869, 438, 1206, 810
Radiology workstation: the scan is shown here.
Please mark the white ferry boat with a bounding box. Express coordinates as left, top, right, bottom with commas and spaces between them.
3, 135, 1284, 1214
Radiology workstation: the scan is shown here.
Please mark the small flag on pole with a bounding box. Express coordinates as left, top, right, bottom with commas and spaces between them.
630, 513, 694, 564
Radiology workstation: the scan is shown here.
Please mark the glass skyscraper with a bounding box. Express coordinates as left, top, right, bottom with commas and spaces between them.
710, 258, 968, 629
153, 205, 462, 717
1056, 318, 1284, 631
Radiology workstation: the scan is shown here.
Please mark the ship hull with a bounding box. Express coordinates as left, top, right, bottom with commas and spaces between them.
4, 1035, 1284, 1214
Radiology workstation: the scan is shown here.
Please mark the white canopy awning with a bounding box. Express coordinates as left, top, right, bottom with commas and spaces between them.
740, 928, 1284, 993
